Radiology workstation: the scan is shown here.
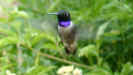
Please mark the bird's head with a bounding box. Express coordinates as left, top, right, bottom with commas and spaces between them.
48, 10, 71, 27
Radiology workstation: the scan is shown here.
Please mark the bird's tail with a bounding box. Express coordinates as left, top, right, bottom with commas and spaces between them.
64, 43, 77, 54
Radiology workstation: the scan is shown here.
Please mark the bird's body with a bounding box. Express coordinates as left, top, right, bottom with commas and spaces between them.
58, 21, 77, 54
48, 10, 77, 54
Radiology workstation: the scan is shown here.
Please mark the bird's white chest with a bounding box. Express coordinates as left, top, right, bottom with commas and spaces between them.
58, 23, 73, 34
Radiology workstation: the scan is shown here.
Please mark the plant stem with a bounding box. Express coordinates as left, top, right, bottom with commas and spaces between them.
34, 51, 95, 70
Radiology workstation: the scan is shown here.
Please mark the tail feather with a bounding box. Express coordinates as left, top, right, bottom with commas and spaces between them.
65, 45, 76, 54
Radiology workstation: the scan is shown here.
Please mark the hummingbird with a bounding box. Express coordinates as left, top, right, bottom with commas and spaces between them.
48, 10, 77, 54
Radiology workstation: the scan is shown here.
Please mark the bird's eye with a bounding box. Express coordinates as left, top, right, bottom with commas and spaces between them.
64, 13, 68, 16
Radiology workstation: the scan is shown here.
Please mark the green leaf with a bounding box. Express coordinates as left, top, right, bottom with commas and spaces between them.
0, 36, 19, 48
26, 65, 55, 75
120, 62, 133, 75
79, 44, 97, 57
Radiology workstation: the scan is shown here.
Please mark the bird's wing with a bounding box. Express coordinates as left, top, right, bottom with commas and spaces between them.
76, 23, 96, 41
30, 15, 58, 35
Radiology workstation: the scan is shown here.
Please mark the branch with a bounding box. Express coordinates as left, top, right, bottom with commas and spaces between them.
17, 43, 23, 70
34, 51, 95, 70
21, 43, 95, 70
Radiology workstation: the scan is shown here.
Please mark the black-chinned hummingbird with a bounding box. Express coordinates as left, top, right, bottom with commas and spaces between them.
48, 10, 77, 54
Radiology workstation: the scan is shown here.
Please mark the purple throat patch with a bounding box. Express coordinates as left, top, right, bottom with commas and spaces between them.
59, 21, 71, 27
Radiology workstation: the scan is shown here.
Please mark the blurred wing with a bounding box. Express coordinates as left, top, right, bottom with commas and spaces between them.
30, 15, 58, 35
76, 24, 96, 41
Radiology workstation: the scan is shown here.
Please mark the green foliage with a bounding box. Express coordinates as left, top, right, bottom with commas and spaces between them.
0, 0, 133, 75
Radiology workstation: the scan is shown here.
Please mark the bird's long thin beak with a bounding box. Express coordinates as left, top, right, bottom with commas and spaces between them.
48, 12, 57, 15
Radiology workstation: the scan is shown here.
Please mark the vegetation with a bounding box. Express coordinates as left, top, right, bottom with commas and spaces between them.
0, 0, 133, 75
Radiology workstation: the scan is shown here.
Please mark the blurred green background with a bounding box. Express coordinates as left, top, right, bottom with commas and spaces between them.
0, 0, 133, 75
